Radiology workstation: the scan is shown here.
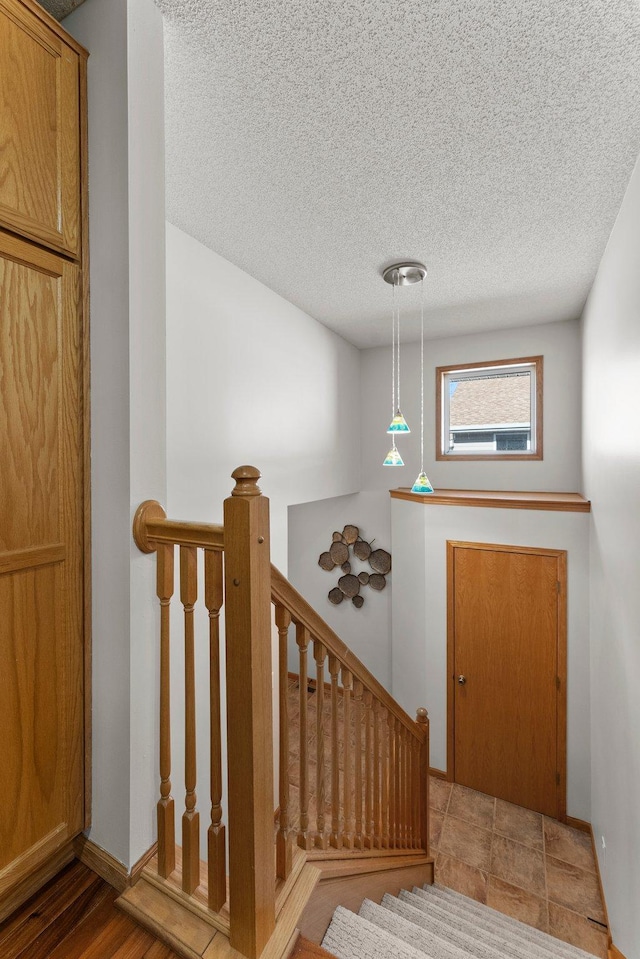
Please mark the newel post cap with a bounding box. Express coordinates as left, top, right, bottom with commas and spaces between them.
416, 707, 429, 725
230, 465, 262, 497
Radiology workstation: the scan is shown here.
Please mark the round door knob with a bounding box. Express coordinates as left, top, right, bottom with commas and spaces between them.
458, 675, 467, 685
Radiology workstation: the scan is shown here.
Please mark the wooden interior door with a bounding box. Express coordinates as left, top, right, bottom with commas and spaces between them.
0, 231, 84, 894
447, 541, 566, 818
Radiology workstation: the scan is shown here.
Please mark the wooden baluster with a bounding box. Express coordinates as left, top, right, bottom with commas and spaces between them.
180, 545, 200, 894
329, 655, 342, 849
157, 543, 175, 879
407, 733, 414, 849
353, 680, 364, 850
417, 708, 430, 853
386, 710, 395, 848
341, 668, 354, 850
205, 549, 226, 909
314, 641, 328, 850
363, 690, 374, 849
381, 706, 390, 849
401, 723, 408, 848
224, 467, 275, 958
373, 700, 382, 849
297, 624, 312, 849
413, 737, 421, 848
407, 735, 413, 849
275, 604, 293, 878
395, 721, 401, 849
403, 726, 409, 848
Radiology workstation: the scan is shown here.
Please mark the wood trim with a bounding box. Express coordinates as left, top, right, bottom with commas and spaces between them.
428, 767, 449, 780
446, 543, 455, 782
390, 488, 591, 512
609, 946, 628, 959
271, 565, 425, 740
556, 550, 568, 822
79, 49, 92, 833
446, 541, 568, 820
435, 355, 543, 461
73, 836, 129, 893
307, 847, 428, 863
2, 0, 89, 55
563, 816, 592, 834
309, 854, 432, 882
0, 543, 65, 573
0, 840, 75, 923
74, 837, 158, 892
131, 841, 159, 886
289, 935, 337, 959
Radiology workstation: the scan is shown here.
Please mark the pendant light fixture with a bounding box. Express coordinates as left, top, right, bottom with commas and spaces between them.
411, 272, 434, 493
382, 261, 426, 467
383, 441, 404, 467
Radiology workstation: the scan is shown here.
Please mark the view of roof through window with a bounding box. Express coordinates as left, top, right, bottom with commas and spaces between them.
446, 369, 533, 454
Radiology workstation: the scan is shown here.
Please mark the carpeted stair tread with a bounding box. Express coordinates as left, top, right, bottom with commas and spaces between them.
359, 899, 474, 959
322, 884, 599, 959
411, 885, 595, 959
380, 894, 539, 959
388, 892, 591, 959
322, 905, 427, 959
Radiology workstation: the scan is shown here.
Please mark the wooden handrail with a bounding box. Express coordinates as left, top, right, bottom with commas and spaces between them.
271, 564, 425, 742
133, 500, 224, 552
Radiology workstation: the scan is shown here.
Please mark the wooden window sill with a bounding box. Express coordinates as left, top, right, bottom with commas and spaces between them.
390, 488, 591, 513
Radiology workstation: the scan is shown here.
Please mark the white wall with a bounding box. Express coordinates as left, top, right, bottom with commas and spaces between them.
165, 221, 361, 858
288, 490, 392, 687
288, 319, 584, 700
582, 155, 640, 955
65, 0, 166, 868
361, 319, 583, 495
165, 221, 361, 563
391, 498, 591, 821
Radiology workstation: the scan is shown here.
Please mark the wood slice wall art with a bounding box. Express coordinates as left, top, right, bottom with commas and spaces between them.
318, 525, 391, 609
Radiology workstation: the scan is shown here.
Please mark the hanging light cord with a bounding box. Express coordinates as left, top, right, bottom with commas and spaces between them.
420, 275, 425, 471
396, 272, 401, 412
391, 279, 396, 422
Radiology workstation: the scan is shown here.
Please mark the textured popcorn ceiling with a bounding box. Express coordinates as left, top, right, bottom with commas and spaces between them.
173, 3, 640, 345
38, 0, 86, 19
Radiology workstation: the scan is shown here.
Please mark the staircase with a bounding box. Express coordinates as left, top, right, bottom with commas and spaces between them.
322, 884, 596, 959
122, 466, 432, 959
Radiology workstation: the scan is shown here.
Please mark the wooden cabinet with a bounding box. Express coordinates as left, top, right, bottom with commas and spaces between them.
0, 0, 81, 256
0, 0, 88, 920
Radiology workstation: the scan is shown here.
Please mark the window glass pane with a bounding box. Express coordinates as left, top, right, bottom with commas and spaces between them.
447, 370, 531, 453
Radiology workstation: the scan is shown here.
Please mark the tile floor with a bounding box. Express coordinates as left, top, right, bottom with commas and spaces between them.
285, 678, 608, 958
429, 776, 608, 957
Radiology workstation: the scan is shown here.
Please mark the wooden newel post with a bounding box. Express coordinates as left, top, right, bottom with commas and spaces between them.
416, 707, 430, 855
224, 466, 275, 959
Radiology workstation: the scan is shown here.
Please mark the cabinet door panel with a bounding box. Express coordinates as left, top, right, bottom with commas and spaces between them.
0, 231, 83, 887
0, 0, 80, 255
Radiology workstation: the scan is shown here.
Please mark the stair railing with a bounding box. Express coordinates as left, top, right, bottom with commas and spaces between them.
133, 466, 430, 959
271, 567, 429, 871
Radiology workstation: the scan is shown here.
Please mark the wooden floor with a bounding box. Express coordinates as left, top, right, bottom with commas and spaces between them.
0, 860, 181, 959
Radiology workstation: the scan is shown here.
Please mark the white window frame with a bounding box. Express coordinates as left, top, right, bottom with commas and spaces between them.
436, 356, 543, 461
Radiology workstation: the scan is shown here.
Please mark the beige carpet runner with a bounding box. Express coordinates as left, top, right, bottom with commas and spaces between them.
322, 884, 597, 959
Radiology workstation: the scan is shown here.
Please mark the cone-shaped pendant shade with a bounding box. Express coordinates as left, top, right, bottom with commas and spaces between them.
411, 471, 434, 493
383, 445, 405, 467
387, 409, 410, 433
